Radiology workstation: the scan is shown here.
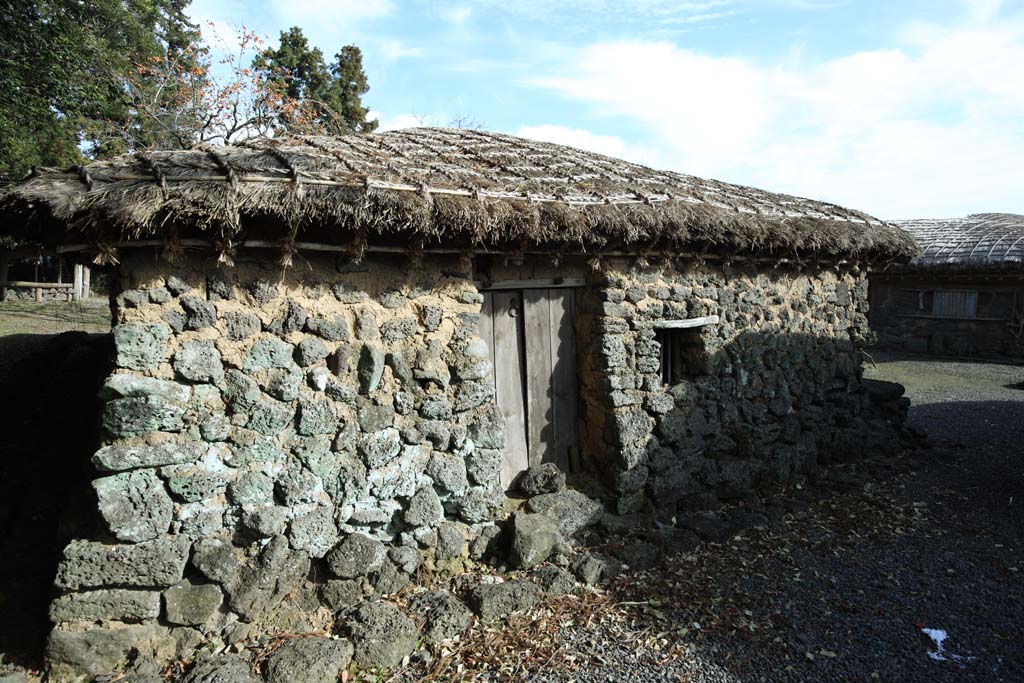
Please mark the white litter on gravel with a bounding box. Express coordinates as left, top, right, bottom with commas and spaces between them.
921, 628, 976, 664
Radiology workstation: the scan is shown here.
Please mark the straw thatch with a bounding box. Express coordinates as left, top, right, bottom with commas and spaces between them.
0, 127, 915, 262
893, 213, 1024, 271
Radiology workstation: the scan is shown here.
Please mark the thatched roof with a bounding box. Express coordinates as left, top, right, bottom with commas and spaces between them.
893, 213, 1024, 271
0, 127, 915, 263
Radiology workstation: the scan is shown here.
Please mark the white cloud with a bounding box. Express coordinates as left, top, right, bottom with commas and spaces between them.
267, 0, 394, 23
528, 4, 1024, 218
377, 39, 423, 60
516, 125, 658, 165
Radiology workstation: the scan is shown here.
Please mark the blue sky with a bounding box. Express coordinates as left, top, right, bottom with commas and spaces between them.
188, 0, 1024, 219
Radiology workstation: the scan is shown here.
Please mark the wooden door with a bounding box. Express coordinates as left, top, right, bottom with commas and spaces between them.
480, 288, 580, 489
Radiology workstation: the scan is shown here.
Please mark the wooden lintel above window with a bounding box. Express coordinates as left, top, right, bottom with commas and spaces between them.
653, 315, 720, 329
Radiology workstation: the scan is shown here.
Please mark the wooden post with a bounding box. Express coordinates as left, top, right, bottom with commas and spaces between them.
83, 266, 91, 300
73, 264, 83, 302
35, 285, 42, 303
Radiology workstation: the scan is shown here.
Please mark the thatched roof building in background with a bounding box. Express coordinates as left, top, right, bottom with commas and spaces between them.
0, 128, 914, 264
892, 213, 1024, 271
870, 213, 1024, 358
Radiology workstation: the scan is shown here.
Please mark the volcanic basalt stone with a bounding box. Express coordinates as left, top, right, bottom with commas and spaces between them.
275, 464, 325, 506
227, 472, 275, 505
357, 401, 395, 432
306, 315, 350, 341
229, 535, 310, 621
516, 463, 566, 496
468, 405, 505, 449
420, 304, 443, 331
346, 601, 419, 668
161, 458, 233, 502
509, 511, 561, 569
355, 309, 379, 341
380, 316, 418, 341
404, 485, 444, 527
453, 380, 493, 412
245, 337, 296, 371
264, 637, 354, 683
46, 624, 178, 683
241, 506, 289, 538
321, 579, 361, 612
289, 506, 340, 558
467, 580, 542, 623
248, 398, 295, 436
174, 340, 224, 383
180, 295, 217, 330
332, 282, 368, 304
55, 536, 191, 590
426, 451, 469, 495
358, 428, 402, 468
408, 590, 472, 643
457, 485, 504, 523
530, 565, 576, 596
357, 344, 385, 394
191, 537, 242, 586
297, 398, 338, 436
570, 552, 623, 586
49, 589, 162, 623
206, 270, 235, 301
182, 654, 259, 683
94, 470, 174, 543
103, 396, 185, 437
163, 579, 223, 625
258, 366, 301, 402
92, 441, 203, 472
326, 532, 386, 578
114, 323, 170, 371
526, 489, 603, 538
295, 337, 330, 367
435, 521, 470, 561
100, 374, 191, 404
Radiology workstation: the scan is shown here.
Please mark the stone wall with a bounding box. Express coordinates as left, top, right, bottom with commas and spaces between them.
46, 251, 508, 681
869, 275, 1024, 357
579, 259, 912, 518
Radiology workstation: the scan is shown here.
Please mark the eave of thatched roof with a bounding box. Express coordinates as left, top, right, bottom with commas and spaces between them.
889, 213, 1024, 273
0, 128, 916, 264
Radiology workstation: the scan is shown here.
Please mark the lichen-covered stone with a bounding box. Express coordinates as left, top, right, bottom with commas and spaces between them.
457, 485, 503, 523
191, 537, 242, 586
241, 506, 289, 538
297, 398, 338, 436
345, 601, 419, 668
55, 536, 191, 590
465, 448, 502, 487
325, 532, 385, 579
245, 337, 296, 372
161, 457, 233, 502
357, 428, 401, 468
163, 579, 223, 625
248, 398, 295, 436
99, 374, 191, 404
103, 396, 185, 437
92, 441, 202, 472
49, 589, 161, 623
174, 340, 224, 383
468, 405, 505, 449
227, 471, 275, 505
289, 507, 340, 558
94, 470, 173, 543
275, 464, 326, 506
114, 323, 170, 371
526, 489, 604, 538
426, 451, 468, 496
434, 521, 470, 561
306, 315, 350, 341
46, 624, 177, 683
355, 310, 378, 340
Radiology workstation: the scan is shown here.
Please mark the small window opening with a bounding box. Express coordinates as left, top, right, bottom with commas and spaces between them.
656, 328, 708, 384
932, 290, 978, 319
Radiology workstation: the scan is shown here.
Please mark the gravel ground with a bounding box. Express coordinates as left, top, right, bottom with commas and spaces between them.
402, 352, 1024, 683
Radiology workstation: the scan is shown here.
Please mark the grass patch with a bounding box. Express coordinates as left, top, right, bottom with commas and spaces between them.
0, 299, 110, 337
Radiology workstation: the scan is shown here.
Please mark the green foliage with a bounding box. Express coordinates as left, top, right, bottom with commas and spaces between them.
255, 27, 378, 135
0, 0, 203, 178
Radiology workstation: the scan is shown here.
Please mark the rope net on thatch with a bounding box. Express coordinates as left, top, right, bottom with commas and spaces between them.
0, 127, 917, 263
892, 213, 1024, 271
